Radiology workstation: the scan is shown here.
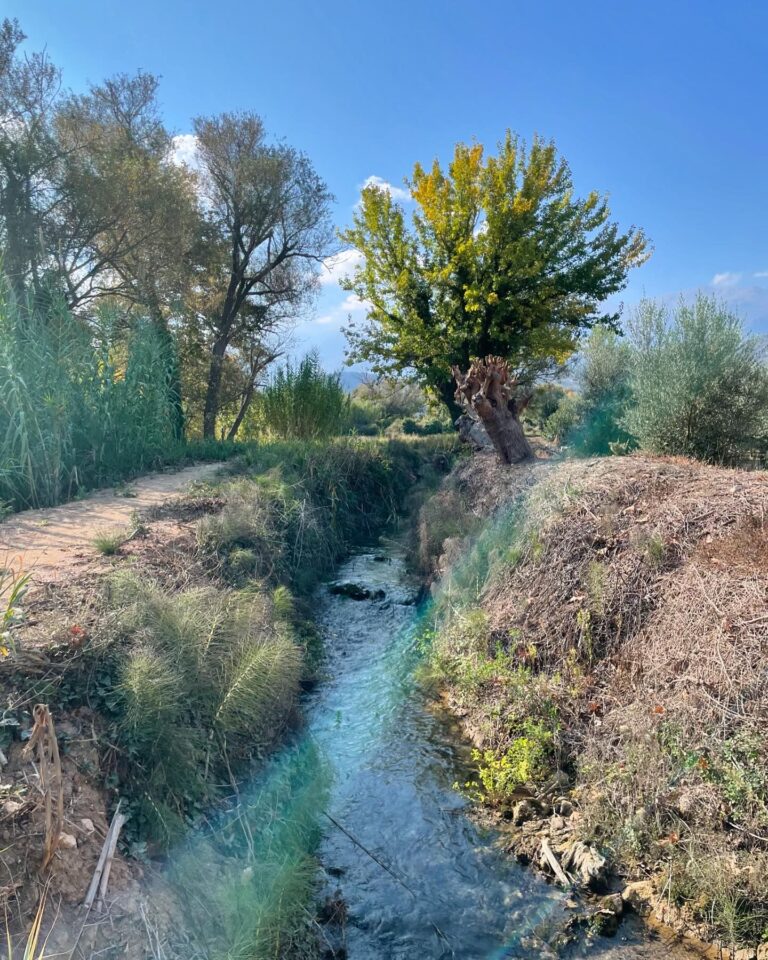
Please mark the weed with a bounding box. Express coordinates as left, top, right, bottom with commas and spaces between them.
92, 528, 127, 555
586, 560, 607, 614
4, 890, 51, 959
467, 720, 555, 804
645, 533, 666, 567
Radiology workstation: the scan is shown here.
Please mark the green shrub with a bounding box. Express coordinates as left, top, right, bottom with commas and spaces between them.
544, 394, 584, 443
546, 327, 634, 454
524, 383, 569, 432
350, 377, 426, 431
625, 295, 768, 462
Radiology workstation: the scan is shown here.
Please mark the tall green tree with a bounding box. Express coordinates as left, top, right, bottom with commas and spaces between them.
191, 113, 334, 438
0, 19, 60, 302
341, 134, 649, 422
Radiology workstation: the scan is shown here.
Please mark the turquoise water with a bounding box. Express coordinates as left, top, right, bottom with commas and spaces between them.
307, 550, 701, 959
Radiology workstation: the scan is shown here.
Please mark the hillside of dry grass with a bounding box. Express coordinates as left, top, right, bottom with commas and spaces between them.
422, 451, 768, 952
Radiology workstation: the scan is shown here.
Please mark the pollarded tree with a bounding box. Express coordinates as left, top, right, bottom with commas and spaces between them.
341, 133, 649, 461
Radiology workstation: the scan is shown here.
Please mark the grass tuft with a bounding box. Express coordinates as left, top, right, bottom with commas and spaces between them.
92, 528, 128, 555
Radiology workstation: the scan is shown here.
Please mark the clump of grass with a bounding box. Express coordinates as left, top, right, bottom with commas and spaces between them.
92, 528, 128, 555
98, 572, 302, 847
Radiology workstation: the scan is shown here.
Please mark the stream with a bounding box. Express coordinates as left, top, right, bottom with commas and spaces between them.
304, 548, 704, 959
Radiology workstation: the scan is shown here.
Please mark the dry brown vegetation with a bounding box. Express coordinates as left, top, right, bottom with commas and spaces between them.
423, 451, 768, 948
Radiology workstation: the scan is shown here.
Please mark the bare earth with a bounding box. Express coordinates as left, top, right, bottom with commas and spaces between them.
0, 462, 222, 589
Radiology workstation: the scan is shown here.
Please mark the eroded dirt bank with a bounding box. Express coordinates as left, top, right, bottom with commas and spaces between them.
418, 449, 768, 958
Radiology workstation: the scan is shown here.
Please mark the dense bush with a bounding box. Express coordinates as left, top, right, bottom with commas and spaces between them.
249, 351, 350, 440
543, 394, 584, 444
523, 384, 570, 433
348, 376, 450, 436
544, 327, 634, 454
0, 287, 182, 509
199, 436, 457, 592
624, 295, 768, 463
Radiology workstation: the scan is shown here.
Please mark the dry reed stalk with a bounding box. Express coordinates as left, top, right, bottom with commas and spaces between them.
23, 705, 63, 874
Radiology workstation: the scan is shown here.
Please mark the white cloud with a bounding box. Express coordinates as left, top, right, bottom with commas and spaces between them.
316, 293, 371, 326
319, 249, 364, 287
754, 271, 768, 279
712, 271, 742, 286
170, 133, 200, 171
361, 175, 411, 202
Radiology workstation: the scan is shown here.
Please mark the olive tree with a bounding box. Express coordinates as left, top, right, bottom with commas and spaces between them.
624, 295, 768, 463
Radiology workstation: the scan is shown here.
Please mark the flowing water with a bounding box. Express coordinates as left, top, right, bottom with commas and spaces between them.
306, 549, 706, 960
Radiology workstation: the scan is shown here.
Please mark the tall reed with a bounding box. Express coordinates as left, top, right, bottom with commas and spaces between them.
0, 285, 180, 509
250, 351, 350, 440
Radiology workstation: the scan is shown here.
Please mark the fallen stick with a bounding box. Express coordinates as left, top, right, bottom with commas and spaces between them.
96, 811, 126, 911
540, 837, 571, 888
84, 801, 122, 911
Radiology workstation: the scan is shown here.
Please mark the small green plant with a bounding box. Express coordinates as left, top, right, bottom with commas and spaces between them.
586, 560, 607, 614
468, 720, 555, 803
92, 528, 128, 555
576, 607, 593, 661
1, 560, 31, 655
226, 546, 260, 582
642, 533, 666, 568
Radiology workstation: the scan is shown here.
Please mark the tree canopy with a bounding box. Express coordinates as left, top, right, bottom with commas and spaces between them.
341, 134, 649, 416
0, 19, 334, 440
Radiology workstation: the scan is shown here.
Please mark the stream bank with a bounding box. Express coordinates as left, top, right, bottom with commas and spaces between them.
415, 449, 768, 958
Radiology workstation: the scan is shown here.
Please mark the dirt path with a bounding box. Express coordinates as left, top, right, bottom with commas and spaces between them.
0, 462, 222, 588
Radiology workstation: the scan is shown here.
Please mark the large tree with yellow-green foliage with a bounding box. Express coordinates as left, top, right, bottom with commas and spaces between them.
341, 133, 649, 422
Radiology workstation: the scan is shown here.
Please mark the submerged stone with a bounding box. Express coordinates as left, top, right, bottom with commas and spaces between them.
329, 582, 386, 601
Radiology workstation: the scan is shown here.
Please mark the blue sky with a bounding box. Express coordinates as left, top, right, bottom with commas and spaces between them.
8, 0, 768, 370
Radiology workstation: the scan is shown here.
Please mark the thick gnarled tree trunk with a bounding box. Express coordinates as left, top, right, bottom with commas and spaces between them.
452, 356, 533, 464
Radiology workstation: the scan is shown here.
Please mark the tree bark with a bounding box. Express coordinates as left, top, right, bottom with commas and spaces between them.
227, 380, 255, 441
436, 377, 464, 425
202, 336, 229, 439
452, 356, 533, 464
